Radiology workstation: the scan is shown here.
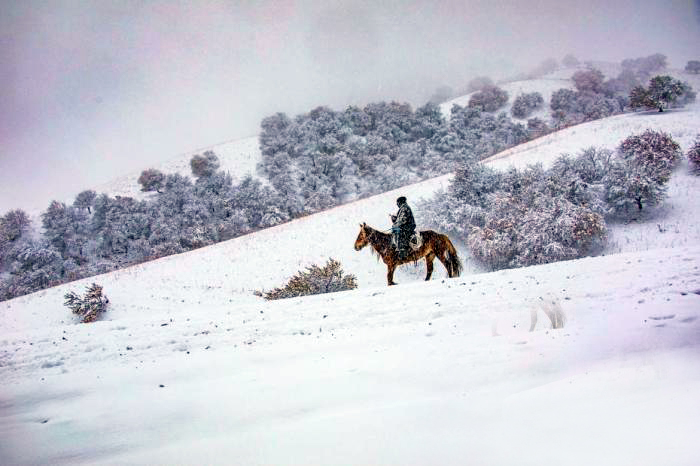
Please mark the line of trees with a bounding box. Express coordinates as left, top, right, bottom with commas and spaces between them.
257, 101, 529, 216
0, 153, 288, 301
549, 53, 695, 127
419, 129, 685, 270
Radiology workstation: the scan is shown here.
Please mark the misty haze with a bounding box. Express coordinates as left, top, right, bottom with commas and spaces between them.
1, 0, 699, 212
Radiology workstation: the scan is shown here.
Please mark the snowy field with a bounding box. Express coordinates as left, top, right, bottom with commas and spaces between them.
2, 88, 700, 464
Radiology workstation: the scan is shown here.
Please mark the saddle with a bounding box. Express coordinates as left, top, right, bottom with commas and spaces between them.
391, 229, 423, 253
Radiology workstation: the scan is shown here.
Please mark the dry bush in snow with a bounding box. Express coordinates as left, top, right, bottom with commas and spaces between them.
259, 258, 357, 300
64, 283, 109, 323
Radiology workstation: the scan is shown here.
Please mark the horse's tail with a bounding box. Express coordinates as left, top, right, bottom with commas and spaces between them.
443, 235, 463, 278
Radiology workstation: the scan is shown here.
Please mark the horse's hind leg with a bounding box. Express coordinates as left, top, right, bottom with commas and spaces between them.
425, 253, 435, 281
437, 253, 452, 277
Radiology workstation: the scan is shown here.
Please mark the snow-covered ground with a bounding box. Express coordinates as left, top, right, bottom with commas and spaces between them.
2, 88, 700, 464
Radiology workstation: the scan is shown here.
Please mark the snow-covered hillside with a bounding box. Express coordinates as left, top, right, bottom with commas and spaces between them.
2, 244, 699, 465
2, 81, 700, 464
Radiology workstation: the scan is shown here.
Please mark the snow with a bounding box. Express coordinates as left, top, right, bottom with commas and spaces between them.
2, 87, 700, 464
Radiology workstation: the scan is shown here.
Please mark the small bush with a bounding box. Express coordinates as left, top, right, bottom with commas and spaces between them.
190, 151, 220, 178
688, 137, 700, 174
527, 117, 550, 138
259, 258, 357, 300
468, 85, 509, 112
511, 92, 544, 119
64, 283, 109, 323
138, 169, 165, 192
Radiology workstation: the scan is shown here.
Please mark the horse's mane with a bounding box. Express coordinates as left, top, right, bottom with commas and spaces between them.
363, 225, 390, 260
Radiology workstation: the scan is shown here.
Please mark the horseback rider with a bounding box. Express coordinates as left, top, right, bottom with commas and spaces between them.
390, 196, 416, 260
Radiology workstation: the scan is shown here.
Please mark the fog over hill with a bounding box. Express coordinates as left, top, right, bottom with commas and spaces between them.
2, 1, 699, 212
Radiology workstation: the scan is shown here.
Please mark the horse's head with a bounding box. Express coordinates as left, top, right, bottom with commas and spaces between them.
354, 222, 369, 251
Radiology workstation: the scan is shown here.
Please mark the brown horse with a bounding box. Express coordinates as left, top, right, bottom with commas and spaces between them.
354, 223, 463, 285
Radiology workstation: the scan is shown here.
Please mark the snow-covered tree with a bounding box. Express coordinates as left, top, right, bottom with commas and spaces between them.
526, 117, 550, 138
686, 60, 700, 74
74, 190, 97, 213
41, 201, 90, 261
686, 136, 700, 174
421, 158, 607, 271
572, 69, 605, 94
511, 92, 544, 119
621, 53, 667, 80
618, 129, 682, 181
603, 158, 667, 214
468, 85, 509, 112
603, 130, 682, 214
0, 240, 64, 300
0, 209, 32, 271
138, 169, 166, 192
630, 76, 695, 112
1, 209, 31, 243
190, 151, 220, 178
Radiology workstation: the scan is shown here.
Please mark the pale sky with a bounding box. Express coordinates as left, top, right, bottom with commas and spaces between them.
1, 0, 699, 213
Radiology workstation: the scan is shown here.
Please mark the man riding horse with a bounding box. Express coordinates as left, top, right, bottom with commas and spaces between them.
390, 196, 416, 260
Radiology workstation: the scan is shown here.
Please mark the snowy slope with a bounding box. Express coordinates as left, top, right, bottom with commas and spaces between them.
2, 85, 700, 465
1, 245, 699, 465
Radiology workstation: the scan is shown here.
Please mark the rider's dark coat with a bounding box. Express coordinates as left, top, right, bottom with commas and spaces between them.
392, 201, 416, 255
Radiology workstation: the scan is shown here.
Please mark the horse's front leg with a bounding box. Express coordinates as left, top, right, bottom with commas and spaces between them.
387, 263, 397, 286
425, 253, 435, 281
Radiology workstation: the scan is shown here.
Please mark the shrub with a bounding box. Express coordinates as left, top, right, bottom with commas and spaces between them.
527, 117, 550, 138
688, 137, 700, 174
511, 92, 544, 119
190, 151, 220, 178
138, 169, 166, 192
64, 283, 109, 323
468, 85, 509, 112
259, 258, 357, 300
572, 69, 605, 94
